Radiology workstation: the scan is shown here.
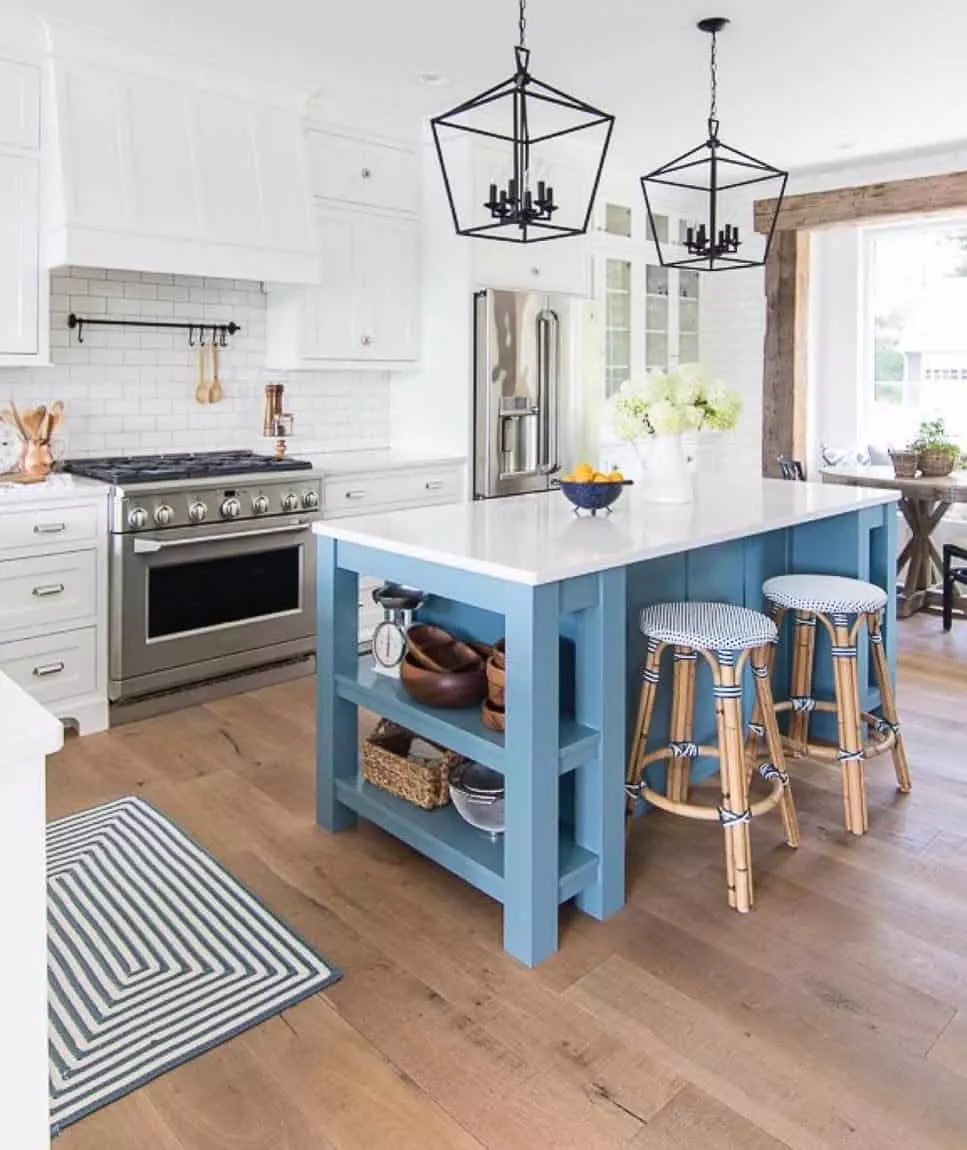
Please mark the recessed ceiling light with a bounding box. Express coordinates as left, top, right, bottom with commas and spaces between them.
417, 72, 447, 86
833, 141, 853, 151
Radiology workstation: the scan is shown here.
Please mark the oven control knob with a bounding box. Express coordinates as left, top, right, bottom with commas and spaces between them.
127, 507, 148, 531
252, 494, 270, 515
282, 492, 300, 513
220, 497, 242, 520
188, 501, 208, 524
302, 490, 320, 510
153, 504, 174, 527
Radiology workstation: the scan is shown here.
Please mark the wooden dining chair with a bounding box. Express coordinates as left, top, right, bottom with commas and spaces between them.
777, 456, 806, 481
943, 543, 967, 631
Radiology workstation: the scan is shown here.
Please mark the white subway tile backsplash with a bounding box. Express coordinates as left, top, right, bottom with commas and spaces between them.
0, 267, 391, 458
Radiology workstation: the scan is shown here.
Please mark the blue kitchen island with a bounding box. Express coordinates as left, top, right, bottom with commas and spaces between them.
313, 475, 898, 967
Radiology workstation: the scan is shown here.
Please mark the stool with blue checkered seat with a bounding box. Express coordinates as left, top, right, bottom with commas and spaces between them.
747, 574, 912, 837
625, 602, 800, 914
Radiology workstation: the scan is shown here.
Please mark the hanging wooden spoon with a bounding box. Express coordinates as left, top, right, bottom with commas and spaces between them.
193, 343, 209, 405
207, 339, 222, 404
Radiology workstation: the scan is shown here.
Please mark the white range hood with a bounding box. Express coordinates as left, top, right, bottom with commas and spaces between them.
43, 36, 319, 284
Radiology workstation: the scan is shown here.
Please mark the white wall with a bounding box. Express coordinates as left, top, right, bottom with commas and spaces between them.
0, 268, 390, 463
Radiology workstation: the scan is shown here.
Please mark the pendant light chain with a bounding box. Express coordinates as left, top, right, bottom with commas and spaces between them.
709, 28, 718, 124
518, 0, 527, 48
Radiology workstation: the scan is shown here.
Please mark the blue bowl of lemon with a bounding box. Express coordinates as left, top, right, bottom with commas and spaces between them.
558, 463, 632, 515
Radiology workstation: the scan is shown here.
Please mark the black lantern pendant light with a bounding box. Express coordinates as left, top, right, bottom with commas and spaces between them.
641, 17, 787, 272
431, 0, 615, 243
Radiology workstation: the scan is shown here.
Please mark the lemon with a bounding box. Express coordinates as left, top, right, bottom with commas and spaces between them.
608, 469, 624, 482
573, 462, 594, 483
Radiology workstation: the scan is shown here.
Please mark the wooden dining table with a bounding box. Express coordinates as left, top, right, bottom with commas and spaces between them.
822, 465, 967, 619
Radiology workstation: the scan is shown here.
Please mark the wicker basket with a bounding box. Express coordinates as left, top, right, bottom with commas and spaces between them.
918, 447, 957, 478
889, 449, 920, 478
362, 719, 461, 809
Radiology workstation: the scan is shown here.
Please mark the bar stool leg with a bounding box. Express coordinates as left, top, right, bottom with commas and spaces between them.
744, 606, 784, 767
789, 611, 818, 753
667, 646, 698, 803
626, 638, 664, 821
829, 613, 868, 836
866, 611, 912, 794
713, 653, 753, 912
750, 647, 800, 848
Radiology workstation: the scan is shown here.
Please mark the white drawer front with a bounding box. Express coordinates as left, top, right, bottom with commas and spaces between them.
0, 627, 97, 704
1, 504, 100, 553
323, 467, 463, 518
308, 131, 419, 213
0, 550, 97, 635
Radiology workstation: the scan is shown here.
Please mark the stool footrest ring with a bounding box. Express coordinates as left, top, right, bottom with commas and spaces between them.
637, 778, 787, 823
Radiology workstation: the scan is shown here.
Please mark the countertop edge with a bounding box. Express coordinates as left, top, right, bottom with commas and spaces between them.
313, 487, 901, 586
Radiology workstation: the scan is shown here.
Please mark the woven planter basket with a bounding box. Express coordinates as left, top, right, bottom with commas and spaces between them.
918, 447, 957, 478
362, 719, 461, 809
889, 450, 920, 478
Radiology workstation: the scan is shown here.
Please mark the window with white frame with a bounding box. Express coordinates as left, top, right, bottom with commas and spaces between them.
863, 219, 967, 447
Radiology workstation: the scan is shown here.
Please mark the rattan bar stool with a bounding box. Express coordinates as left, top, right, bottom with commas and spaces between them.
625, 602, 800, 913
747, 574, 912, 837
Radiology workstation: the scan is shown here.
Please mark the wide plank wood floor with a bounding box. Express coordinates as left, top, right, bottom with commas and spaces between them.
49, 615, 967, 1149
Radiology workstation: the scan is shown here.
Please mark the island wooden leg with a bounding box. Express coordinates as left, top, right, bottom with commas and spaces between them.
503, 582, 561, 967
315, 536, 359, 832
574, 568, 627, 920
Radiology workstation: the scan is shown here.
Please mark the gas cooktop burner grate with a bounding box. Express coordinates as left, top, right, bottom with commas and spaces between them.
63, 450, 313, 484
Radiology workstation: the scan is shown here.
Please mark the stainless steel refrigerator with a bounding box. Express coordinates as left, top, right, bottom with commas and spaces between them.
473, 288, 581, 500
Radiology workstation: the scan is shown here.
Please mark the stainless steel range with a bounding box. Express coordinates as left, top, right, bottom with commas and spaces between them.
63, 451, 322, 719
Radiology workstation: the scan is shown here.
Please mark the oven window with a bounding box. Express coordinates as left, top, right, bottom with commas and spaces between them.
148, 547, 301, 638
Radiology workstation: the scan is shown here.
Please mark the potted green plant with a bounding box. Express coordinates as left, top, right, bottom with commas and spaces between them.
910, 418, 961, 478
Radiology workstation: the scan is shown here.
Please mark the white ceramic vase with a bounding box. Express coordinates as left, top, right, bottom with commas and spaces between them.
635, 434, 694, 504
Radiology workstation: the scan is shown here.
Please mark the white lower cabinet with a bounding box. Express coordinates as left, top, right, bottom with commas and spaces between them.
266, 203, 420, 370
0, 489, 108, 734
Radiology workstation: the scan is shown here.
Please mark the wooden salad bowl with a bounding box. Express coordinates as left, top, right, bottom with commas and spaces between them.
400, 653, 487, 709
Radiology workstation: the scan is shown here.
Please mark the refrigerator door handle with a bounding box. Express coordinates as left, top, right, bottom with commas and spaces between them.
536, 309, 560, 474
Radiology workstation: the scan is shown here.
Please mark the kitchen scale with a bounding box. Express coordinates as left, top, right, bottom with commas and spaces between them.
371, 583, 425, 678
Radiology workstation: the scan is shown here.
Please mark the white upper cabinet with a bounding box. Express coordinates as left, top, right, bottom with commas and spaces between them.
0, 58, 39, 149
308, 130, 420, 214
267, 202, 420, 369
46, 59, 317, 283
0, 153, 39, 356
266, 129, 422, 371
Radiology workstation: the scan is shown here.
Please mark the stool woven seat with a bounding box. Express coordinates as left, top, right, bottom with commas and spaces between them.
640, 602, 778, 651
762, 574, 887, 615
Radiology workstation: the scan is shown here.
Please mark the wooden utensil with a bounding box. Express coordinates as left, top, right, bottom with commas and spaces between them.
194, 344, 209, 405
207, 341, 223, 404
47, 401, 64, 441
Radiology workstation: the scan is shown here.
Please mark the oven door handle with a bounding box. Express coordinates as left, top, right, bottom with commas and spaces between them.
132, 523, 313, 554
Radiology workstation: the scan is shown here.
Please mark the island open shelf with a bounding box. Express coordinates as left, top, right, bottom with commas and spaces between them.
334, 774, 598, 904
336, 656, 601, 775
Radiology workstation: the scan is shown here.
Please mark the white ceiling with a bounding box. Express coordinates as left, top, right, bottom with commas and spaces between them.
19, 0, 967, 171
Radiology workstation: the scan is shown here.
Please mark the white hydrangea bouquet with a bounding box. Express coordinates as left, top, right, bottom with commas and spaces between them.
613, 364, 741, 442
610, 364, 741, 503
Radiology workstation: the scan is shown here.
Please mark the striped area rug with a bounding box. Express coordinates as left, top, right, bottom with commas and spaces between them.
47, 796, 339, 1135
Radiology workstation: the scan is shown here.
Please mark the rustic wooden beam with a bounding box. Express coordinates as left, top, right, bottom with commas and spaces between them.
754, 169, 967, 234
762, 230, 810, 478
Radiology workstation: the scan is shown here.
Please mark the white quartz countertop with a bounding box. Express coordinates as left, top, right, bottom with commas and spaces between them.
0, 473, 109, 508
290, 448, 466, 476
0, 672, 63, 762
313, 476, 900, 585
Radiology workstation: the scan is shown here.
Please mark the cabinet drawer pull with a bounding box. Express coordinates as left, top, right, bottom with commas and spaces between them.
360, 334, 373, 347
425, 480, 444, 491
33, 522, 66, 535
33, 661, 65, 678
361, 166, 372, 179
345, 490, 367, 500
32, 583, 66, 598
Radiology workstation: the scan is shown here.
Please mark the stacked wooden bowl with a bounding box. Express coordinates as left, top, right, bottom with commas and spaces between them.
481, 639, 506, 732
401, 624, 487, 708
